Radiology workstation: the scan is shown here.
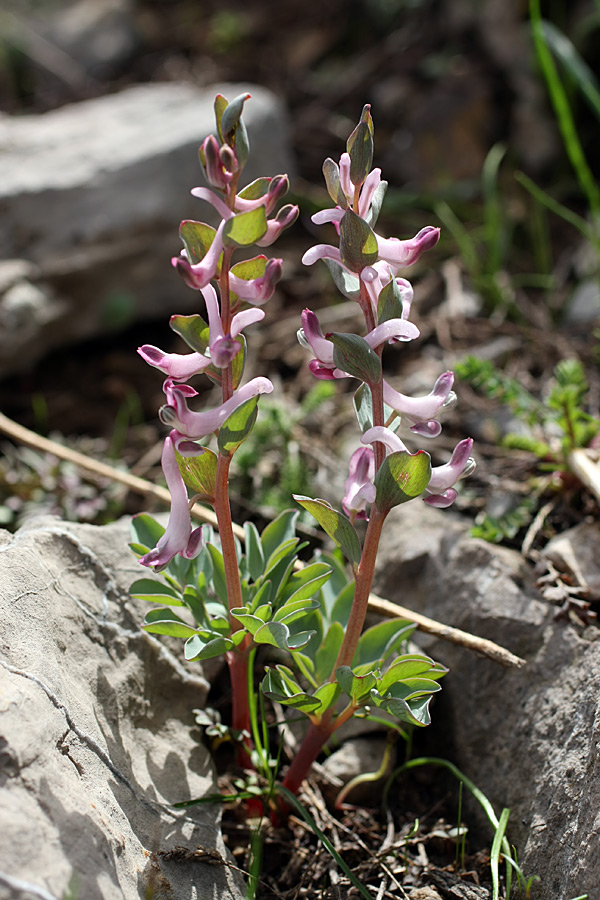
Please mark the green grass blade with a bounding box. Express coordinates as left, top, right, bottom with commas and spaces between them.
490, 807, 510, 900
529, 0, 600, 220
383, 757, 515, 896
482, 143, 507, 275
541, 20, 600, 123
277, 785, 374, 900
515, 170, 600, 251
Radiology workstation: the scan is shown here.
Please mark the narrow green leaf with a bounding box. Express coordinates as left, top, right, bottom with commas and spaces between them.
244, 520, 265, 582
206, 543, 230, 606
260, 509, 300, 560
330, 332, 382, 384
222, 207, 267, 248
339, 209, 379, 272
355, 619, 416, 668
218, 395, 259, 456
294, 495, 362, 566
254, 620, 314, 650
261, 667, 322, 713
169, 313, 209, 354
315, 622, 345, 683
273, 598, 320, 625
130, 578, 185, 606
142, 607, 197, 639
185, 633, 233, 661
378, 654, 438, 694
179, 221, 219, 266
130, 514, 165, 552
347, 120, 374, 187
336, 665, 378, 705
322, 158, 348, 208
374, 450, 432, 512
221, 92, 250, 139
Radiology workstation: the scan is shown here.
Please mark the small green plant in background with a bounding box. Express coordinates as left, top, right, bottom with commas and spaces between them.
457, 355, 600, 542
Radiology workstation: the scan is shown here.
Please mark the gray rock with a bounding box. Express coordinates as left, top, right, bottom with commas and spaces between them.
0, 515, 243, 900
0, 82, 294, 375
374, 501, 598, 900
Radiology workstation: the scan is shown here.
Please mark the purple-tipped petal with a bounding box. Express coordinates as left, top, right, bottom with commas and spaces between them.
358, 168, 382, 219
231, 308, 265, 337
173, 220, 226, 290
427, 438, 474, 492
342, 446, 376, 519
361, 426, 407, 454
376, 226, 441, 268
229, 258, 282, 306
190, 186, 232, 220
312, 208, 345, 226
383, 371, 454, 430
256, 204, 299, 247
200, 134, 232, 189
210, 336, 241, 368
364, 318, 420, 349
301, 309, 336, 367
160, 376, 274, 439
138, 344, 211, 381
410, 421, 442, 438
301, 244, 344, 267
423, 489, 458, 509
139, 432, 204, 571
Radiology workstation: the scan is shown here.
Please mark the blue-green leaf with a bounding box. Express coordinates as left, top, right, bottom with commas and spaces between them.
142, 607, 197, 639
293, 496, 361, 566
130, 578, 184, 606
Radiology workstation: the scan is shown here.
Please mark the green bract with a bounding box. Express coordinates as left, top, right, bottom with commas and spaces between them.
374, 450, 432, 512
330, 332, 382, 385
293, 495, 362, 566
339, 209, 379, 271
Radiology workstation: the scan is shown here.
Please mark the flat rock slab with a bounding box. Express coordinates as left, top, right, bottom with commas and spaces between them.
374, 502, 600, 900
0, 515, 243, 900
0, 82, 294, 375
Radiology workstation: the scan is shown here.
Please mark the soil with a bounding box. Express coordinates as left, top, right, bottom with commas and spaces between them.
1, 1, 599, 897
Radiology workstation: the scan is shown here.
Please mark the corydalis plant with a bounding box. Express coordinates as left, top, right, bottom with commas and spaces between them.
129, 99, 474, 807
132, 92, 298, 760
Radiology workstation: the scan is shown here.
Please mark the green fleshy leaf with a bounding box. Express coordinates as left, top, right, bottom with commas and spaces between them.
322, 158, 348, 208
339, 209, 379, 272
293, 495, 362, 566
130, 514, 165, 552
261, 667, 322, 714
272, 598, 321, 626
313, 681, 341, 714
346, 119, 374, 187
231, 606, 270, 636
336, 665, 378, 706
244, 520, 265, 582
223, 207, 267, 248
377, 278, 405, 325
374, 450, 432, 512
142, 607, 197, 639
169, 313, 209, 354
218, 395, 259, 456
323, 259, 360, 300
315, 622, 345, 683
214, 94, 228, 142
221, 92, 250, 140
238, 178, 270, 200
183, 584, 209, 626
378, 654, 439, 694
329, 583, 355, 631
230, 255, 268, 283
365, 180, 388, 229
185, 633, 233, 661
355, 619, 416, 668
254, 620, 314, 650
260, 509, 300, 560
175, 447, 217, 502
179, 221, 219, 267
130, 578, 185, 606
206, 543, 230, 606
370, 690, 434, 727
330, 332, 382, 385
280, 562, 332, 605
353, 383, 397, 434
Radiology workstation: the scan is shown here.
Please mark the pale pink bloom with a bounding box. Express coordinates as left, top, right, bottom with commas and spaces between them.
190, 186, 233, 220
256, 204, 299, 247
382, 372, 455, 437
139, 432, 204, 571
137, 344, 212, 381
172, 219, 226, 290
159, 376, 274, 439
232, 175, 290, 214
424, 438, 475, 508
361, 426, 407, 454
342, 446, 376, 519
229, 258, 283, 305
375, 226, 440, 268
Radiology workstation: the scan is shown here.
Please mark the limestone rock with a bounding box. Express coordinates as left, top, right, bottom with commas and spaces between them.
0, 515, 243, 900
0, 82, 294, 375
374, 501, 598, 900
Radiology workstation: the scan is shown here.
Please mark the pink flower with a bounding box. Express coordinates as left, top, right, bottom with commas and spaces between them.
342, 446, 376, 519
229, 258, 283, 305
382, 372, 455, 437
424, 438, 475, 508
171, 219, 226, 290
139, 432, 204, 571
256, 204, 299, 247
159, 376, 274, 439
